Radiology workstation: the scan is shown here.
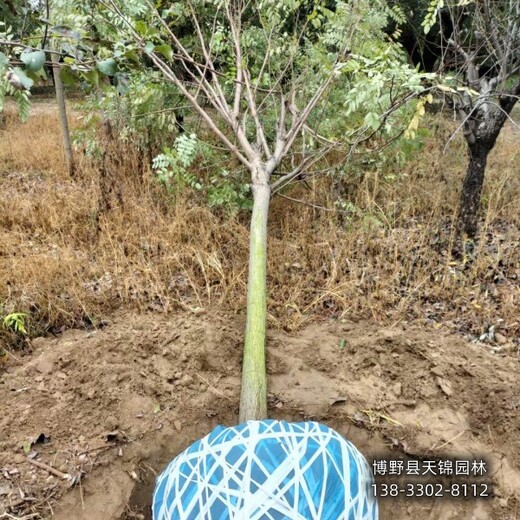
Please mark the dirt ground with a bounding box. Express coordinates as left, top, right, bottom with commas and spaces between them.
1, 310, 519, 519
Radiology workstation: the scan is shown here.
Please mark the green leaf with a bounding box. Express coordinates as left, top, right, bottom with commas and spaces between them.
124, 49, 140, 63
60, 65, 77, 86
144, 41, 155, 55
135, 20, 148, 36
15, 94, 30, 123
82, 69, 99, 87
0, 52, 7, 68
96, 58, 117, 76
21, 50, 45, 72
364, 112, 380, 130
155, 44, 173, 62
12, 68, 34, 90
26, 69, 47, 82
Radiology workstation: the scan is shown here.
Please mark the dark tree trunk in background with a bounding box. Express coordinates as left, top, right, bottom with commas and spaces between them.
458, 142, 491, 238
457, 83, 520, 240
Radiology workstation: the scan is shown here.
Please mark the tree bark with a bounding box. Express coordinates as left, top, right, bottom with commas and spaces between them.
51, 52, 74, 176
458, 142, 491, 238
457, 82, 520, 239
239, 180, 270, 422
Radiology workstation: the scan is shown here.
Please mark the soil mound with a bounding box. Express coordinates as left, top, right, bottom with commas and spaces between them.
1, 311, 519, 519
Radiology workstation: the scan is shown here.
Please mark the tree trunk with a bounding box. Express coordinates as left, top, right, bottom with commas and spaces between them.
51, 53, 74, 176
239, 181, 271, 422
458, 142, 491, 239
456, 83, 520, 240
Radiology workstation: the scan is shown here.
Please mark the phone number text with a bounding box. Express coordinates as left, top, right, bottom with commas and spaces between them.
372, 482, 490, 498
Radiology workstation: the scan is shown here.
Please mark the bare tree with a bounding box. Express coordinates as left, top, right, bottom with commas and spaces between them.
139, 1, 347, 422
436, 0, 520, 239
89, 0, 423, 421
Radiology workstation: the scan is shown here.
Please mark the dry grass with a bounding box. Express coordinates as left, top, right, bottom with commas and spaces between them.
0, 99, 518, 345
0, 99, 79, 177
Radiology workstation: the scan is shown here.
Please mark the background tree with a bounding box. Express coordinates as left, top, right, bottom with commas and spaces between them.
51, 45, 74, 175
0, 0, 75, 174
424, 0, 520, 239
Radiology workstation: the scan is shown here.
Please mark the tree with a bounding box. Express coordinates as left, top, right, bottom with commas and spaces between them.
96, 0, 427, 420
51, 47, 74, 175
425, 0, 520, 239
48, 0, 76, 175
1, 0, 428, 421
0, 0, 75, 175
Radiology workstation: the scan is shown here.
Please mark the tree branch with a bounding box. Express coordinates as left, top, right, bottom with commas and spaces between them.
271, 144, 337, 192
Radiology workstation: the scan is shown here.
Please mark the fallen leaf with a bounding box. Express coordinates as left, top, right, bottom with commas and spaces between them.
23, 433, 50, 454
437, 377, 453, 396
129, 470, 140, 482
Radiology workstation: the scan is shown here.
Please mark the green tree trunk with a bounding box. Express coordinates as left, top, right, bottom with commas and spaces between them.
239, 180, 271, 422
51, 52, 74, 176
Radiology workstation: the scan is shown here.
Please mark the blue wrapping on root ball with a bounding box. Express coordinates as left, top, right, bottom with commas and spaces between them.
153, 420, 378, 520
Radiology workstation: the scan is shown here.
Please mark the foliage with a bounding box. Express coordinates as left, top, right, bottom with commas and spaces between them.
207, 170, 253, 212
0, 0, 44, 39
73, 0, 428, 169
0, 64, 32, 121
0, 23, 35, 121
405, 93, 433, 139
421, 0, 444, 34
2, 0, 432, 161
2, 312, 28, 335
339, 48, 434, 136
153, 133, 201, 190
72, 70, 184, 156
